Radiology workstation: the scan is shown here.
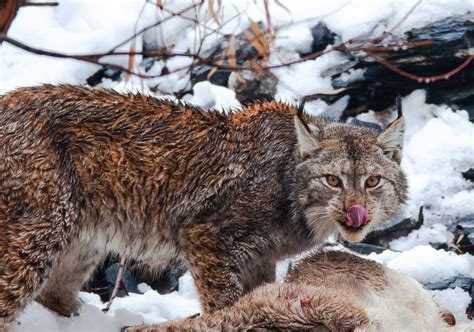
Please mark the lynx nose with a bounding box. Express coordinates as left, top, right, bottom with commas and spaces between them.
345, 205, 368, 228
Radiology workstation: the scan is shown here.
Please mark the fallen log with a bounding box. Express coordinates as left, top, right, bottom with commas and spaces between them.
310, 14, 474, 121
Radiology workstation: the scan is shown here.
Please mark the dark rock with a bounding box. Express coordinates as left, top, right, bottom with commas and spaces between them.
363, 215, 423, 248
228, 70, 278, 104
454, 216, 474, 254
429, 242, 449, 250
192, 66, 232, 88
141, 57, 157, 72
128, 262, 187, 295
344, 243, 387, 254
317, 14, 474, 116
462, 169, 474, 182
310, 22, 336, 53
424, 275, 473, 292
85, 255, 187, 301
321, 60, 359, 78
449, 232, 474, 255
86, 67, 123, 87
469, 233, 474, 245
190, 22, 265, 88
349, 118, 383, 131
106, 263, 140, 296
465, 107, 474, 122
457, 215, 474, 234
83, 255, 116, 302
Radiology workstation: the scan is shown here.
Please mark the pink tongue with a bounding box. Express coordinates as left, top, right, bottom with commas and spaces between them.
346, 205, 368, 228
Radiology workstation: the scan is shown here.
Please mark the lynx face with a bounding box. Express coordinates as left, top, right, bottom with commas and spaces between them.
294, 115, 407, 243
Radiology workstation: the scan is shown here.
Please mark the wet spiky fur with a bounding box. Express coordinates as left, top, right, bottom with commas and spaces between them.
124, 250, 457, 332
0, 85, 406, 330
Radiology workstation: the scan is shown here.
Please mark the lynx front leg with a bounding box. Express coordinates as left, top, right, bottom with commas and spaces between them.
242, 259, 276, 294
181, 224, 246, 313
36, 240, 103, 317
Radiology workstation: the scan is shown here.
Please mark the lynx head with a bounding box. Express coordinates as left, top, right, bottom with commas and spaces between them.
294, 105, 407, 243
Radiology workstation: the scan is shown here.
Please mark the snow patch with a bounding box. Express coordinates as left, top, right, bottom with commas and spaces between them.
389, 224, 454, 251
185, 81, 241, 110
368, 245, 474, 284
430, 287, 471, 323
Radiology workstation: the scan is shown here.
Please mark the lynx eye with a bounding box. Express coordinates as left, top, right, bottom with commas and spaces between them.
325, 175, 341, 187
366, 176, 381, 188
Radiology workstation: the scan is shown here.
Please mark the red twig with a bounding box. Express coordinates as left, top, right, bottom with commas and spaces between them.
368, 52, 474, 83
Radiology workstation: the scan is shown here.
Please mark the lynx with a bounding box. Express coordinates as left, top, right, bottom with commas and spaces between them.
0, 85, 407, 330
124, 250, 457, 332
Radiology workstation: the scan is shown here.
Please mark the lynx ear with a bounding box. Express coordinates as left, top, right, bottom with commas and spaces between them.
376, 116, 405, 163
294, 103, 319, 156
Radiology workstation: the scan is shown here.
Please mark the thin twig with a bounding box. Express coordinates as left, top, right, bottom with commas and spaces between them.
22, 1, 58, 6
107, 1, 204, 54
103, 256, 127, 312
388, 0, 423, 34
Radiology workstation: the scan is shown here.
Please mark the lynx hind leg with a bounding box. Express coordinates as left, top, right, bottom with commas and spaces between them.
182, 223, 253, 313
122, 283, 370, 332
0, 209, 76, 331
36, 240, 103, 317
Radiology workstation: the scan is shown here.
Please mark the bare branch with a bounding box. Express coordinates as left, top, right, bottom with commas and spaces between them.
107, 0, 205, 54
103, 256, 128, 312
22, 1, 58, 6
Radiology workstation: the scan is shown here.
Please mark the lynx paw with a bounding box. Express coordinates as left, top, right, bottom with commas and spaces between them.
0, 318, 14, 332
121, 325, 152, 332
36, 292, 81, 317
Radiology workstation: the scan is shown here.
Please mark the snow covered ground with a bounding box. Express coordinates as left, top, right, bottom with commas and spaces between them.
1, 0, 473, 331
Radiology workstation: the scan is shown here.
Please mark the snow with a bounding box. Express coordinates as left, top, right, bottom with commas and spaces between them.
401, 91, 474, 222
368, 245, 474, 284
17, 300, 143, 332
389, 223, 454, 251
431, 287, 472, 323
367, 246, 474, 323
272, 50, 344, 101
1, 0, 473, 330
17, 276, 201, 332
184, 81, 241, 110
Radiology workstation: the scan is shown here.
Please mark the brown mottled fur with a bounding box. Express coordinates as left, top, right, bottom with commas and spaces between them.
285, 250, 387, 292
0, 85, 407, 329
124, 251, 455, 332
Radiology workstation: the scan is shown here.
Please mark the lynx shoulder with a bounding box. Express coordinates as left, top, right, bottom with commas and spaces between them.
0, 85, 407, 330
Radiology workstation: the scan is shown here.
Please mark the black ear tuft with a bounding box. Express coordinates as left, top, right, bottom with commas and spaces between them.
297, 100, 306, 118
297, 100, 311, 133
396, 94, 403, 119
